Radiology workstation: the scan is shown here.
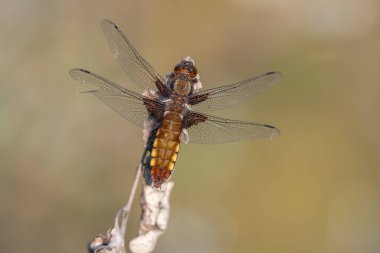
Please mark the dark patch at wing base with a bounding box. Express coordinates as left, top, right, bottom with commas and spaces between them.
155, 79, 172, 98
183, 111, 208, 129
143, 97, 165, 122
188, 93, 209, 105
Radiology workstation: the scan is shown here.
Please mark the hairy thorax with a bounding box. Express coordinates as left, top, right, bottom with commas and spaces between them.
166, 95, 187, 116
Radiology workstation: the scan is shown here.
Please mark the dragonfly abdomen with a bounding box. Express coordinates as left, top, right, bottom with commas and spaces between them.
150, 111, 182, 188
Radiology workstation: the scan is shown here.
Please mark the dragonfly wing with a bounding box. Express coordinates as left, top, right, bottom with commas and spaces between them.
69, 68, 165, 128
101, 19, 166, 90
188, 71, 282, 112
183, 111, 280, 144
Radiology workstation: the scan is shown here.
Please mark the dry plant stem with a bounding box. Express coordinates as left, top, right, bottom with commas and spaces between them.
88, 148, 148, 253
120, 144, 151, 234
88, 140, 174, 253
120, 161, 143, 235
129, 182, 174, 253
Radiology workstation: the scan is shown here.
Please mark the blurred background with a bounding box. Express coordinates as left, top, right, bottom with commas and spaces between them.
1, 0, 380, 252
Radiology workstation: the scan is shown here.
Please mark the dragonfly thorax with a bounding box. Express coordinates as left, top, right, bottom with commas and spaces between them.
173, 75, 192, 96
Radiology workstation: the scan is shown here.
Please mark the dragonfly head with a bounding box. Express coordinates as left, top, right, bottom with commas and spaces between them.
172, 57, 198, 95
174, 58, 198, 78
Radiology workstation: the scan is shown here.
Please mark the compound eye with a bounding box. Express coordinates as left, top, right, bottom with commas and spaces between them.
175, 63, 187, 75
189, 66, 197, 78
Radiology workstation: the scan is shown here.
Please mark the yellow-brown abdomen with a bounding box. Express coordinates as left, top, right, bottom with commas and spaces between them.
150, 112, 182, 187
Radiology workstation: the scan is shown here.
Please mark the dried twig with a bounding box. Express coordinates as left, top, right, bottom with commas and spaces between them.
88, 132, 173, 253
129, 182, 174, 253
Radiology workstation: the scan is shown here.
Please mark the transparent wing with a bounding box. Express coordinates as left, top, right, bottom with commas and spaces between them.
186, 112, 280, 144
189, 71, 282, 112
101, 19, 165, 90
69, 68, 163, 128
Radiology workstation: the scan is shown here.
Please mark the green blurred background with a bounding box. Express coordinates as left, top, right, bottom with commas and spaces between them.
1, 0, 380, 252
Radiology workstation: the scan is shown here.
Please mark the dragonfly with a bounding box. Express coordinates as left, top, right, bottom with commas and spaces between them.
69, 19, 282, 188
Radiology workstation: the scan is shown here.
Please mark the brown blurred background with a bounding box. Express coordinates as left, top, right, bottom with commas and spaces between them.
1, 0, 380, 252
